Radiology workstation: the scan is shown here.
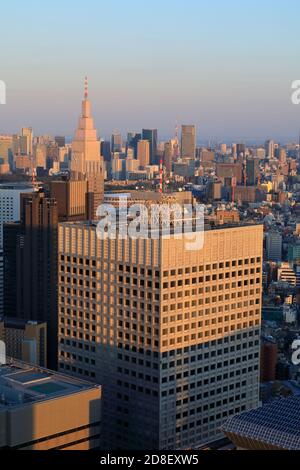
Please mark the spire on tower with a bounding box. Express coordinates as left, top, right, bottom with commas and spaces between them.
84, 76, 88, 100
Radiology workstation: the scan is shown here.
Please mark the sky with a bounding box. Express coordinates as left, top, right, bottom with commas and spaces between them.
1, 0, 300, 142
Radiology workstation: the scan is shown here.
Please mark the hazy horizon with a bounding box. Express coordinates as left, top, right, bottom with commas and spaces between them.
1, 0, 300, 141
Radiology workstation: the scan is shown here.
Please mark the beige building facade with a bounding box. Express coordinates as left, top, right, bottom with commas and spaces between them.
0, 361, 102, 450
58, 221, 263, 449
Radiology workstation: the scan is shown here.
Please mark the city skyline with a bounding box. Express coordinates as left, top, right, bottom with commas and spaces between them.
1, 0, 300, 140
2, 0, 300, 456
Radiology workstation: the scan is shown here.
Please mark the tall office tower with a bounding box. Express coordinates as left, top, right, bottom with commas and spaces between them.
34, 143, 47, 169
142, 129, 158, 165
236, 143, 246, 158
220, 143, 227, 155
255, 148, 266, 159
58, 220, 263, 450
0, 360, 102, 450
278, 148, 287, 164
246, 158, 260, 186
181, 125, 196, 159
127, 132, 142, 158
111, 132, 123, 153
70, 79, 104, 219
137, 140, 150, 169
216, 163, 243, 185
266, 231, 282, 262
164, 141, 173, 175
111, 154, 125, 180
232, 143, 237, 159
101, 140, 112, 163
21, 127, 33, 155
0, 183, 34, 315
265, 140, 275, 159
55, 136, 66, 148
50, 180, 88, 221
4, 192, 58, 370
0, 135, 13, 165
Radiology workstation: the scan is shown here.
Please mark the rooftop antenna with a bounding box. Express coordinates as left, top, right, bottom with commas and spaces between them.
84, 76, 88, 100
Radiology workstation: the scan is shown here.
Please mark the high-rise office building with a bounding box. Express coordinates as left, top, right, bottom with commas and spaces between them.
181, 125, 196, 159
101, 140, 112, 163
55, 136, 66, 148
142, 129, 158, 165
111, 132, 123, 153
4, 192, 58, 369
266, 231, 282, 262
50, 180, 88, 221
0, 360, 102, 450
236, 143, 246, 158
127, 132, 142, 158
0, 135, 13, 167
164, 141, 173, 174
137, 140, 150, 169
246, 158, 260, 186
58, 219, 262, 450
20, 127, 33, 156
0, 183, 34, 315
265, 140, 275, 159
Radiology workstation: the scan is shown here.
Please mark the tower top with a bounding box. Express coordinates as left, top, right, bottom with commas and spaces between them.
84, 76, 88, 100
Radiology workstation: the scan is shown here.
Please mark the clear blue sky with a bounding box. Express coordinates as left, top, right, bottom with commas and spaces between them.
1, 0, 300, 142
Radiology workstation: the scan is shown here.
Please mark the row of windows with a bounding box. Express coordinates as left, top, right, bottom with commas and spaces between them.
165, 370, 258, 401
162, 309, 260, 324
161, 333, 260, 358
163, 297, 261, 311
161, 355, 259, 375
163, 258, 261, 276
60, 338, 96, 352
161, 349, 259, 372
59, 362, 95, 378
175, 401, 248, 421
162, 271, 261, 288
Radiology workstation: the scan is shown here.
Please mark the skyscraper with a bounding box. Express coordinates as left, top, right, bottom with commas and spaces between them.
55, 136, 66, 148
70, 78, 104, 219
266, 231, 282, 262
101, 140, 112, 163
111, 132, 123, 153
4, 192, 58, 369
181, 125, 196, 159
246, 158, 260, 186
127, 132, 142, 159
0, 183, 34, 315
58, 219, 263, 450
164, 141, 173, 175
265, 140, 275, 159
137, 140, 150, 169
142, 129, 158, 165
21, 127, 33, 156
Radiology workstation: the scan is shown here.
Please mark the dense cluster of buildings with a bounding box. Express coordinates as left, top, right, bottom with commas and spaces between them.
1, 81, 300, 450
